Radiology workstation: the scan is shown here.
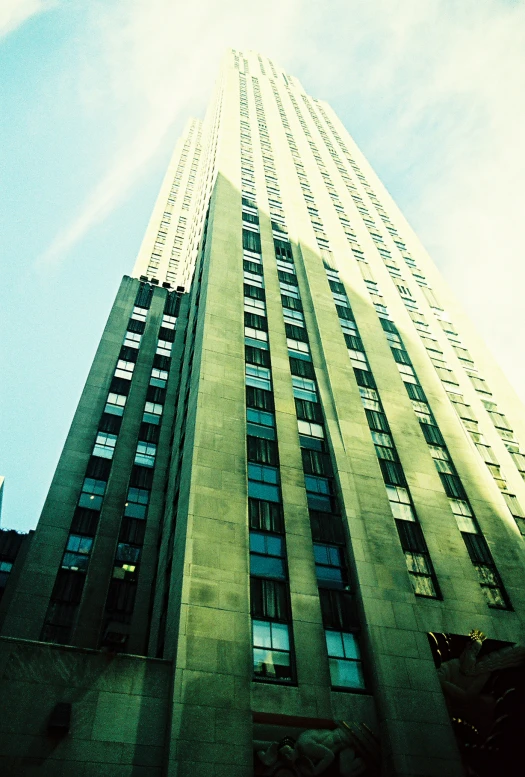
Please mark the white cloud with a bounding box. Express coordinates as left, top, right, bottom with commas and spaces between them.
40, 0, 302, 266
0, 0, 56, 39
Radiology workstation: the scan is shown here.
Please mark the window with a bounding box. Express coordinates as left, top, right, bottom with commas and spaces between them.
246, 364, 271, 391
252, 620, 292, 681
359, 387, 380, 411
150, 368, 168, 388
325, 631, 365, 690
386, 486, 415, 521
396, 363, 417, 383
396, 520, 437, 597
283, 308, 304, 327
105, 393, 126, 416
93, 432, 117, 460
298, 420, 324, 439
61, 534, 94, 572
113, 543, 141, 580
305, 475, 334, 513
131, 306, 147, 322
143, 402, 163, 425
247, 436, 278, 466
244, 296, 266, 315
449, 498, 477, 533
250, 532, 285, 578
157, 340, 172, 357
243, 229, 261, 253
280, 283, 300, 299
292, 376, 317, 402
135, 442, 156, 468
161, 314, 177, 330
287, 339, 310, 359
247, 408, 275, 439
78, 478, 106, 510
314, 544, 345, 588
115, 360, 135, 380
124, 487, 149, 519
249, 498, 284, 533
123, 331, 141, 349
248, 463, 280, 503
348, 350, 367, 369
245, 327, 269, 349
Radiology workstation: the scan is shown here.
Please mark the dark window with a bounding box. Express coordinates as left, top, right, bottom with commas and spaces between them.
295, 398, 323, 423
127, 318, 145, 335
249, 498, 284, 533
329, 280, 345, 294
365, 409, 389, 433
244, 283, 265, 300
396, 520, 427, 553
135, 283, 153, 309
119, 345, 139, 363
336, 305, 354, 321
119, 517, 146, 545
105, 579, 136, 622
289, 357, 314, 379
139, 422, 160, 444
405, 383, 427, 402
129, 465, 154, 489
159, 326, 175, 342
278, 270, 298, 286
310, 510, 344, 544
52, 570, 85, 604
462, 532, 492, 565
110, 377, 131, 396
319, 589, 358, 631
250, 578, 290, 621
147, 385, 166, 404
99, 413, 122, 435
392, 348, 411, 365
71, 507, 99, 536
354, 369, 376, 389
153, 354, 171, 371
439, 472, 467, 500
244, 312, 268, 331
344, 334, 364, 351
244, 260, 263, 275
420, 422, 444, 446
243, 229, 261, 253
281, 295, 303, 311
285, 323, 308, 342
245, 345, 271, 367
379, 459, 406, 487
380, 318, 398, 334
243, 211, 259, 224
85, 456, 112, 480
301, 448, 332, 476
246, 387, 274, 411
274, 239, 293, 260
247, 436, 278, 466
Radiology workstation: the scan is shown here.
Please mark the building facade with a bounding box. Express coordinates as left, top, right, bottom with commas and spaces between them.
1, 49, 525, 777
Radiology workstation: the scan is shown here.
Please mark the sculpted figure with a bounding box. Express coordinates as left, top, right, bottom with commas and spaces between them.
255, 722, 379, 776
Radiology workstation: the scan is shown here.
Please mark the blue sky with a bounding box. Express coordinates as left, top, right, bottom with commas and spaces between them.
2, 0, 525, 533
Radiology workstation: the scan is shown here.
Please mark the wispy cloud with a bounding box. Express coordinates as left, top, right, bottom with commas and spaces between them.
39, 0, 301, 266
0, 0, 56, 39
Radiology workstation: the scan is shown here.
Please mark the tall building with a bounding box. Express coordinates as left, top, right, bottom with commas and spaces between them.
1, 49, 525, 777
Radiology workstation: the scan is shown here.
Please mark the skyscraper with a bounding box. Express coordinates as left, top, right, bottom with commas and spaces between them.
1, 49, 525, 777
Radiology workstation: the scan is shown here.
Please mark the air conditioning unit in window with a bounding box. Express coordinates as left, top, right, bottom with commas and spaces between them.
102, 622, 130, 651
150, 278, 159, 285
162, 282, 171, 289
176, 285, 185, 292
140, 275, 148, 281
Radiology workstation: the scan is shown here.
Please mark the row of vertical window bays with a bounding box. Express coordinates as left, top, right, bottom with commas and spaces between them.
50, 292, 181, 605
242, 240, 365, 689
326, 268, 510, 607
294, 91, 523, 477
275, 85, 524, 479
330, 265, 525, 529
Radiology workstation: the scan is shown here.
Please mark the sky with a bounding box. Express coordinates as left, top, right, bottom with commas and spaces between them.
1, 0, 525, 533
